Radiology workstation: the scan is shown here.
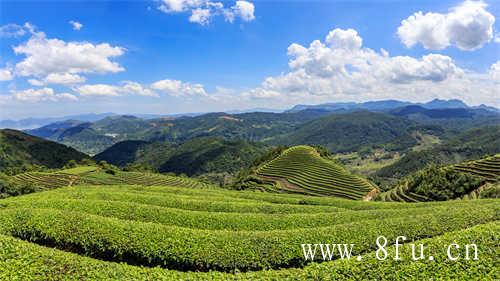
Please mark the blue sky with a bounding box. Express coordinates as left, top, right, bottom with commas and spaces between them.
0, 0, 499, 119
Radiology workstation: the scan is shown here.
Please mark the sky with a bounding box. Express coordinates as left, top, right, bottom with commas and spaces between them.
0, 0, 499, 119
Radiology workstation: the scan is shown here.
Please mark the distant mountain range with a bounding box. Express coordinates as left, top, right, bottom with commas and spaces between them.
287, 99, 498, 113
1, 99, 497, 130
3, 98, 498, 155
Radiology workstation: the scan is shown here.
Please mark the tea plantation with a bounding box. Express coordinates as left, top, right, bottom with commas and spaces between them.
0, 181, 498, 280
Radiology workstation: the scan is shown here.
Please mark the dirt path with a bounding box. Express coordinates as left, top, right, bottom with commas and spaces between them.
362, 188, 379, 201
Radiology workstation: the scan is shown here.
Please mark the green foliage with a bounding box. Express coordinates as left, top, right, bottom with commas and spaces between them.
95, 137, 269, 182
252, 146, 375, 199
375, 125, 500, 183
0, 129, 88, 175
0, 172, 39, 198
0, 185, 496, 273
273, 111, 432, 153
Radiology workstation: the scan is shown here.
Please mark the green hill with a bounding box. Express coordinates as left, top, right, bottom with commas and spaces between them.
235, 145, 376, 199
0, 129, 88, 174
8, 166, 212, 193
374, 125, 500, 187
275, 111, 440, 153
28, 111, 331, 155
94, 137, 269, 184
377, 155, 500, 202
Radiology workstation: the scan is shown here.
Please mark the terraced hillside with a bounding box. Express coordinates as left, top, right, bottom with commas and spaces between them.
0, 184, 497, 279
454, 154, 500, 182
254, 146, 376, 199
378, 155, 500, 202
10, 166, 211, 191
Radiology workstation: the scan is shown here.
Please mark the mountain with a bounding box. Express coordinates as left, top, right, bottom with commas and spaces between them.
27, 115, 158, 155
422, 98, 468, 109
389, 105, 500, 131
391, 105, 474, 119
0, 113, 116, 130
0, 129, 88, 174
94, 137, 269, 184
273, 111, 438, 153
31, 110, 332, 155
287, 99, 496, 113
287, 100, 413, 113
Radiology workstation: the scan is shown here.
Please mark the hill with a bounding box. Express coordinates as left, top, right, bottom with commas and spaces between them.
27, 115, 157, 155
0, 129, 88, 174
286, 98, 477, 113
377, 155, 500, 202
94, 137, 269, 184
274, 111, 439, 153
28, 111, 331, 155
374, 125, 500, 187
234, 145, 376, 199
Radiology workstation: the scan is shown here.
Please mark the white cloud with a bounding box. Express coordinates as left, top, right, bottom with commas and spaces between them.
0, 68, 13, 81
0, 24, 26, 38
490, 61, 500, 81
12, 88, 78, 102
325, 28, 362, 50
75, 81, 161, 97
397, 1, 495, 51
151, 79, 207, 96
158, 0, 255, 25
69, 20, 83, 31
28, 73, 86, 86
75, 84, 121, 97
158, 0, 205, 12
189, 8, 212, 25
240, 28, 499, 108
121, 81, 159, 97
229, 1, 255, 22
13, 32, 125, 77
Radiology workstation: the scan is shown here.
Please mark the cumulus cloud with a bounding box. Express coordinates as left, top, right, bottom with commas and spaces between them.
28, 73, 86, 86
241, 28, 499, 108
0, 68, 13, 81
189, 8, 212, 25
13, 32, 125, 78
226, 1, 255, 22
69, 20, 83, 31
12, 88, 78, 102
151, 79, 207, 96
158, 0, 255, 25
75, 81, 161, 97
121, 81, 159, 97
75, 84, 121, 97
397, 1, 495, 50
0, 23, 26, 38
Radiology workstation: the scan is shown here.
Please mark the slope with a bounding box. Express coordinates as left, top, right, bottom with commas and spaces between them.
237, 145, 376, 199
0, 129, 88, 174
275, 111, 439, 153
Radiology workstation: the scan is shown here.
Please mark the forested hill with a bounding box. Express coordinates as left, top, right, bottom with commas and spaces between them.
273, 111, 442, 152
0, 129, 88, 174
94, 137, 269, 183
